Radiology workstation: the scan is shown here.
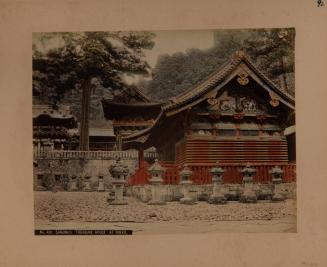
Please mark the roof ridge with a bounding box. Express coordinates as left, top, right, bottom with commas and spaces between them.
163, 50, 294, 111
131, 85, 152, 102
166, 56, 237, 103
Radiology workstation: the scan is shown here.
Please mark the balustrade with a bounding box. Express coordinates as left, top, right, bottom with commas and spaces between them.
33, 149, 139, 160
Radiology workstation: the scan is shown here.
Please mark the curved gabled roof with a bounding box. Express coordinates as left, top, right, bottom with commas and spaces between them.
102, 99, 162, 121
110, 50, 296, 145
162, 50, 295, 115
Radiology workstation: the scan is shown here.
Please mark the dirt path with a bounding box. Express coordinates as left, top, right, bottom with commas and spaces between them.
34, 192, 296, 233
34, 192, 296, 222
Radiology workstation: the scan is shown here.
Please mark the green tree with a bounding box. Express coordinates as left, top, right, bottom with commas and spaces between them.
33, 31, 155, 150
142, 28, 295, 100
244, 28, 295, 94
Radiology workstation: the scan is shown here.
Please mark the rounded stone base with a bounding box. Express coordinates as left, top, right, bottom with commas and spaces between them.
36, 186, 47, 191
198, 193, 209, 201
240, 195, 257, 203
208, 196, 227, 204
271, 194, 285, 202
180, 197, 196, 205
83, 189, 93, 192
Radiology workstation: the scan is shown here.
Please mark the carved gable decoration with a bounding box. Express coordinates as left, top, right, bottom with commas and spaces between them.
205, 89, 272, 115
269, 91, 280, 107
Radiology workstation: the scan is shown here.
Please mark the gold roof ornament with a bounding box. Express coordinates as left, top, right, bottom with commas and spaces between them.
269, 91, 280, 107
207, 97, 218, 105
237, 71, 249, 86
233, 50, 246, 60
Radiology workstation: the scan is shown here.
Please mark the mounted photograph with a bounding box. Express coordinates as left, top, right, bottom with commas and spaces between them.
33, 28, 296, 234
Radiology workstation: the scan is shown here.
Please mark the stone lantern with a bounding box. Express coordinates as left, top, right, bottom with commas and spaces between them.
179, 164, 196, 204
269, 166, 285, 202
35, 170, 47, 191
83, 174, 92, 192
148, 159, 166, 205
239, 162, 257, 203
108, 158, 129, 205
69, 175, 78, 191
208, 161, 226, 204
97, 172, 105, 192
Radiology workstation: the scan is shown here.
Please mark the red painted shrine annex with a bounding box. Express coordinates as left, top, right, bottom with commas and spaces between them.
102, 51, 296, 185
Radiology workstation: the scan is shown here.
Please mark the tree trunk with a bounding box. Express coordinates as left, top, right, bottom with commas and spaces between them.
79, 77, 91, 151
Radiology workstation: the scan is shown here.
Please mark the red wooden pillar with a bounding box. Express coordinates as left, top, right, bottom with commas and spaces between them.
139, 149, 144, 168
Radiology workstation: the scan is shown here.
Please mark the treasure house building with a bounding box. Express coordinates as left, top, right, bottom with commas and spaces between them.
101, 51, 296, 185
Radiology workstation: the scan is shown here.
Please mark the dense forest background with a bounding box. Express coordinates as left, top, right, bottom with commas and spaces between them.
33, 28, 295, 122
139, 28, 295, 101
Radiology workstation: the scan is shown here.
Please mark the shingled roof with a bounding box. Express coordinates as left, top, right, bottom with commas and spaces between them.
162, 50, 295, 115
119, 50, 295, 145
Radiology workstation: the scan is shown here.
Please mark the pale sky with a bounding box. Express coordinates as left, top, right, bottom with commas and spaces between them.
146, 30, 214, 68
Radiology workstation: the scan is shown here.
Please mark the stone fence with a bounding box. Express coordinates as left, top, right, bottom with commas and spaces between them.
127, 182, 296, 202
34, 150, 139, 160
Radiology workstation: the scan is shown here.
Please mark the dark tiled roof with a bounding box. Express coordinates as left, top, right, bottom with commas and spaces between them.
119, 51, 295, 144
162, 51, 295, 112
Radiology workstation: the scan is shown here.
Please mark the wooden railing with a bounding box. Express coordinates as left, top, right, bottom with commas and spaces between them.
144, 151, 159, 160
128, 161, 296, 185
34, 150, 138, 160
188, 163, 296, 184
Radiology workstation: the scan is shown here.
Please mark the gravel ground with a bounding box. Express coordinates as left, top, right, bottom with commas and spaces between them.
34, 192, 296, 223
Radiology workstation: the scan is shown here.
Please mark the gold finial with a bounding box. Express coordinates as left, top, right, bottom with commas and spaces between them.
234, 50, 246, 60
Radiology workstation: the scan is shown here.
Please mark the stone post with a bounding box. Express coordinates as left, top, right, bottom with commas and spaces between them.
240, 162, 257, 203
148, 159, 166, 205
97, 172, 105, 192
108, 158, 129, 205
83, 175, 92, 192
69, 175, 78, 191
208, 161, 226, 204
179, 165, 196, 205
269, 166, 285, 202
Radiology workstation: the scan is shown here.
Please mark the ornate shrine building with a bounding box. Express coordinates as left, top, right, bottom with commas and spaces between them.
102, 51, 296, 184
103, 51, 295, 163
33, 104, 78, 153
